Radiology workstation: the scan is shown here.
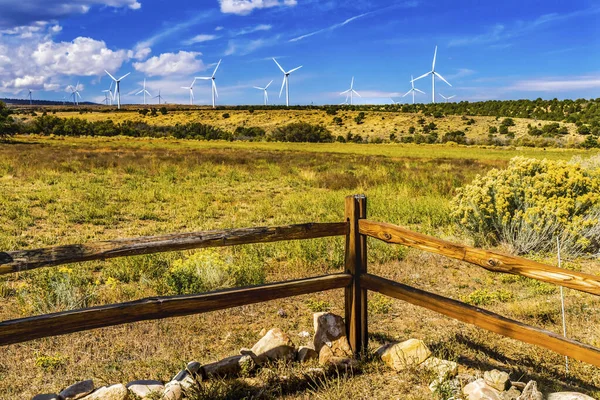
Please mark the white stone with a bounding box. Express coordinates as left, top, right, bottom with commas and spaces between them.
313, 312, 353, 365
378, 339, 431, 371
126, 380, 164, 398
250, 328, 296, 364
162, 381, 183, 400
547, 393, 595, 400
516, 381, 543, 400
463, 378, 502, 400
81, 384, 128, 400
484, 369, 511, 392
421, 357, 458, 392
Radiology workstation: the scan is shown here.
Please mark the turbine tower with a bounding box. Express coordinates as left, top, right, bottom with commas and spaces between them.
253, 80, 273, 106
273, 58, 302, 107
181, 78, 197, 105
104, 70, 130, 109
340, 77, 361, 105
136, 79, 152, 105
412, 46, 451, 103
153, 90, 165, 104
403, 75, 425, 104
27, 89, 33, 105
439, 94, 456, 103
196, 59, 222, 109
66, 82, 82, 106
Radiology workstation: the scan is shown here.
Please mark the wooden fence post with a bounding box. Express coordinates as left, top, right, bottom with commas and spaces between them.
344, 194, 368, 357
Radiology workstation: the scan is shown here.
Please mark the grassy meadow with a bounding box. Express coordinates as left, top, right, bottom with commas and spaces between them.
0, 136, 599, 398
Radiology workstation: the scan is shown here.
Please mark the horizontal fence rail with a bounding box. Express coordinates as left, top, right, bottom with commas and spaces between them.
0, 273, 352, 346
361, 273, 600, 367
359, 220, 600, 297
0, 222, 347, 275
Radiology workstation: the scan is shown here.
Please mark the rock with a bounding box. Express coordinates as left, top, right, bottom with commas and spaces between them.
81, 384, 128, 400
186, 361, 202, 377
163, 381, 183, 400
484, 369, 511, 392
325, 356, 358, 372
170, 370, 196, 392
463, 378, 502, 400
512, 382, 527, 391
297, 346, 318, 363
201, 355, 250, 378
517, 381, 543, 400
547, 393, 595, 400
313, 312, 353, 365
250, 328, 296, 364
126, 380, 164, 398
421, 357, 458, 392
59, 379, 95, 400
277, 308, 287, 317
501, 386, 522, 400
377, 339, 431, 371
32, 395, 60, 400
298, 331, 311, 338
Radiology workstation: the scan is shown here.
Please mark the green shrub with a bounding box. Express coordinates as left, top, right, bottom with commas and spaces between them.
270, 122, 333, 143
451, 156, 600, 255
462, 289, 513, 306
164, 250, 264, 295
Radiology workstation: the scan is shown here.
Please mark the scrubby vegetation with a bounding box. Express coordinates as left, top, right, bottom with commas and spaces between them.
0, 101, 18, 139
452, 156, 600, 256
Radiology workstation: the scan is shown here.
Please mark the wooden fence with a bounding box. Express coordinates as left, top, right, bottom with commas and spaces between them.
1, 195, 599, 367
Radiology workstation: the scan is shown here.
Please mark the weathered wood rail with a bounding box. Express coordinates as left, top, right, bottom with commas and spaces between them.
1, 195, 599, 369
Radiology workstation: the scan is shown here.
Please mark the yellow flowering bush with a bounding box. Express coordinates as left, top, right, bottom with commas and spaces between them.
165, 249, 265, 295
451, 156, 600, 255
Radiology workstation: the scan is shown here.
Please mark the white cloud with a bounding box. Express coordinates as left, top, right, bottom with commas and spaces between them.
224, 35, 280, 56
215, 26, 224, 31
183, 34, 220, 45
0, 0, 141, 29
507, 76, 600, 92
218, 0, 297, 16
289, 12, 372, 42
133, 51, 206, 77
234, 24, 272, 36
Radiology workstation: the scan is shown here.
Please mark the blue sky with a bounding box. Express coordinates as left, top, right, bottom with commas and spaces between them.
0, 0, 598, 105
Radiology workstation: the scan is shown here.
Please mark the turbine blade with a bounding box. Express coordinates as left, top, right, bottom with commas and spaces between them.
432, 45, 437, 70
448, 95, 456, 99
104, 70, 117, 81
415, 88, 426, 94
434, 72, 452, 87
273, 58, 285, 73
279, 76, 285, 98
340, 89, 351, 95
402, 89, 412, 97
118, 72, 131, 81
265, 80, 273, 89
351, 76, 354, 89
253, 86, 263, 90
136, 89, 144, 95
181, 86, 189, 89
288, 65, 302, 74
191, 78, 197, 88
353, 90, 361, 97
212, 59, 222, 77
413, 72, 430, 81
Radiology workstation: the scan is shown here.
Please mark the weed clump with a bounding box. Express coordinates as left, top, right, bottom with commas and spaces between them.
451, 156, 600, 256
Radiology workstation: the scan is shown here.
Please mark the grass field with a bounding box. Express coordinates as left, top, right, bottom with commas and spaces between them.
0, 136, 599, 399
17, 108, 584, 144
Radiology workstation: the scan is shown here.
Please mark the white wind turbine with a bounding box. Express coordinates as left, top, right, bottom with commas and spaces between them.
136, 79, 152, 105
439, 94, 456, 103
153, 90, 165, 104
102, 81, 113, 106
196, 59, 222, 109
253, 80, 273, 106
181, 78, 197, 105
340, 77, 361, 106
67, 82, 82, 106
104, 70, 130, 109
403, 75, 426, 104
273, 58, 302, 107
412, 46, 451, 103
27, 89, 33, 105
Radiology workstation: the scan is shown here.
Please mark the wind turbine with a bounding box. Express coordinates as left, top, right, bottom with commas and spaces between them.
104, 70, 130, 109
102, 81, 113, 106
403, 75, 426, 104
181, 78, 197, 105
253, 80, 273, 106
136, 79, 152, 105
153, 90, 165, 104
196, 59, 222, 109
273, 58, 302, 107
67, 82, 82, 106
439, 94, 456, 103
340, 77, 361, 106
27, 89, 33, 105
412, 46, 451, 103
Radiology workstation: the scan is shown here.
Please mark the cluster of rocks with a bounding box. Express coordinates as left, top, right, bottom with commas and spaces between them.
31, 312, 595, 400
375, 339, 593, 400
32, 312, 356, 400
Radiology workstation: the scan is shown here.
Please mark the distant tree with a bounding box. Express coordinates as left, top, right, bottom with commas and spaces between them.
0, 101, 18, 139
408, 126, 416, 134
139, 108, 150, 116
354, 112, 365, 125
441, 130, 467, 144
488, 126, 498, 134
578, 125, 591, 135
160, 107, 168, 115
501, 117, 515, 127
333, 116, 343, 126
499, 125, 509, 135
222, 113, 230, 119
271, 122, 333, 143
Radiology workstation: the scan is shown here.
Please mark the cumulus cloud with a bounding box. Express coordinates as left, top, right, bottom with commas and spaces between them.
0, 24, 130, 93
219, 0, 297, 16
133, 51, 205, 77
0, 0, 141, 29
